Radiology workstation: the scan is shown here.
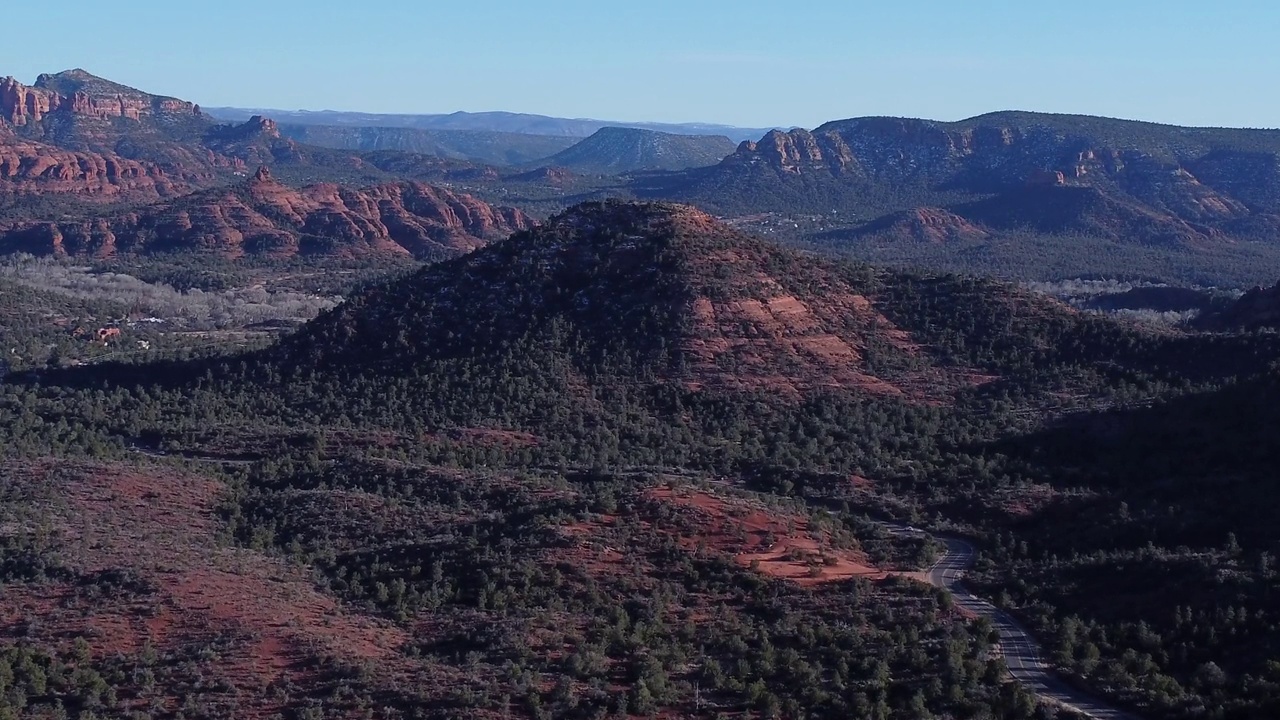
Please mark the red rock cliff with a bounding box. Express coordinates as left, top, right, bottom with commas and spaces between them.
0, 169, 533, 260
2, 73, 201, 126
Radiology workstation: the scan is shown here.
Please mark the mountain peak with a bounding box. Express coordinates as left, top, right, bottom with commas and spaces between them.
544, 199, 720, 237
246, 115, 280, 137
35, 68, 146, 98
42, 68, 100, 81
525, 199, 742, 263
1, 68, 200, 128
545, 128, 735, 173
282, 199, 984, 399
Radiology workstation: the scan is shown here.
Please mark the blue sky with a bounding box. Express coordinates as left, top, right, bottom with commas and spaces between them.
7, 0, 1279, 129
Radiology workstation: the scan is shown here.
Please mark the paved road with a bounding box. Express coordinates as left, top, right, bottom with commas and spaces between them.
898, 529, 1141, 719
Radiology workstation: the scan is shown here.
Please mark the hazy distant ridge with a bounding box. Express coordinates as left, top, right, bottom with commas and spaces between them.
203, 107, 776, 142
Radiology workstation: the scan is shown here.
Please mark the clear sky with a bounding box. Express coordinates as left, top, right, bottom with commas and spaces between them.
7, 0, 1279, 129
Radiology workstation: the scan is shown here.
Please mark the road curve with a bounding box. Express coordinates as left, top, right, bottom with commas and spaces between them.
902, 529, 1142, 719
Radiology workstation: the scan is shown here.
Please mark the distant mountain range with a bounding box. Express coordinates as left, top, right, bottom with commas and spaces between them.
639, 111, 1280, 285
5, 69, 1280, 287
656, 112, 1280, 223
542, 127, 736, 173
274, 124, 579, 166
270, 124, 738, 171
204, 107, 776, 143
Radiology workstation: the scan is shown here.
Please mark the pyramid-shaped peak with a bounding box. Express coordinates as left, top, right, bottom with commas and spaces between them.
543, 200, 726, 240
274, 197, 988, 399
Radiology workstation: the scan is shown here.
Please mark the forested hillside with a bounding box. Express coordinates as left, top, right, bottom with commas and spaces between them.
2, 200, 1278, 719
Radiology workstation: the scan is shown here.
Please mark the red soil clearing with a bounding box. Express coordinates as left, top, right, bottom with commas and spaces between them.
644, 486, 887, 586
0, 460, 411, 718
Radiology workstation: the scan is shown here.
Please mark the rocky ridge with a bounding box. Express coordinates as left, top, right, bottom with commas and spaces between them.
0, 69, 395, 200
1, 69, 201, 126
0, 167, 531, 260
666, 112, 1280, 246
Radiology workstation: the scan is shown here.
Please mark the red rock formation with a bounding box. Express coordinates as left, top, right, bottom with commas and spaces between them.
226, 115, 280, 140
0, 71, 269, 199
0, 169, 533, 260
0, 77, 59, 125
0, 136, 186, 197
725, 127, 867, 176
752, 129, 849, 174
1, 72, 200, 126
896, 208, 988, 243
850, 207, 989, 244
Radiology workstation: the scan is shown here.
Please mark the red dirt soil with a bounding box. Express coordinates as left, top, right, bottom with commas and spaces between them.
557, 514, 652, 580
644, 486, 887, 585
0, 460, 412, 718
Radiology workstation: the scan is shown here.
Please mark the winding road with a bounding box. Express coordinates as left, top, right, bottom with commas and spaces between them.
896, 529, 1141, 719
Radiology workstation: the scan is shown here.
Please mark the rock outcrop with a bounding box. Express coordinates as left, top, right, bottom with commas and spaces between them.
719, 114, 1280, 195
1214, 282, 1280, 330
1, 69, 200, 126
0, 77, 57, 126
215, 115, 280, 141
0, 69, 391, 201
0, 168, 532, 260
848, 207, 989, 244
0, 135, 188, 198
